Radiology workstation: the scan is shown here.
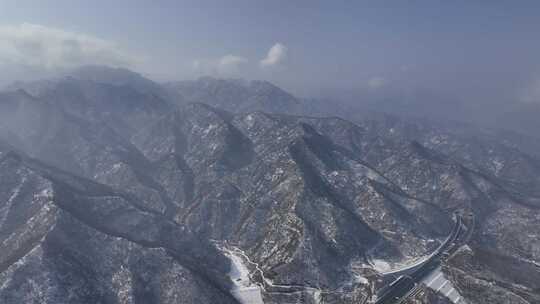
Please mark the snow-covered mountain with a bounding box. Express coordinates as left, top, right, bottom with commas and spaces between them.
1, 67, 539, 304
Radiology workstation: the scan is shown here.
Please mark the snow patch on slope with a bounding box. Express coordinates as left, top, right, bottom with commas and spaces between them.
370, 259, 391, 273
220, 247, 264, 304
0, 174, 27, 229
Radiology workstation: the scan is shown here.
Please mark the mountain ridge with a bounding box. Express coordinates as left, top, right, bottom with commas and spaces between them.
1, 66, 539, 303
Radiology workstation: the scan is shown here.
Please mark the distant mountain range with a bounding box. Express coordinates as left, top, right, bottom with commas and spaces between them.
1, 66, 539, 304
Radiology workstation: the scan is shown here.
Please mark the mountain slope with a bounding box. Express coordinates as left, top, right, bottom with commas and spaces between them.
1, 70, 540, 303
0, 149, 237, 304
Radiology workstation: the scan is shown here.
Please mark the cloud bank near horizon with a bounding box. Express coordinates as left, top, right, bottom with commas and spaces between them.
0, 23, 537, 108
0, 23, 137, 70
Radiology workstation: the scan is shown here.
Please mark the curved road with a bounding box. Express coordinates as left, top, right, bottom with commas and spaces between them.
375, 214, 464, 304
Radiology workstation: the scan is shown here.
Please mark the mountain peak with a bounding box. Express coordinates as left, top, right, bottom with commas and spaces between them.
68, 65, 145, 83
165, 76, 300, 114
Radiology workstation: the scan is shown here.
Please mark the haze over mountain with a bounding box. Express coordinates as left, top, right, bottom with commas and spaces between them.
2, 2, 540, 109
0, 66, 539, 304
1, 2, 540, 303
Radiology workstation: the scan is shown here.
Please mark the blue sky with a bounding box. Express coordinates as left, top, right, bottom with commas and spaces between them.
1, 0, 539, 101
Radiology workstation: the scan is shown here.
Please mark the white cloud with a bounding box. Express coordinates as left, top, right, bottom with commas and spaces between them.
260, 43, 287, 68
400, 65, 414, 72
192, 59, 201, 70
217, 55, 248, 74
192, 55, 248, 76
367, 76, 387, 89
519, 77, 540, 103
0, 23, 137, 70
